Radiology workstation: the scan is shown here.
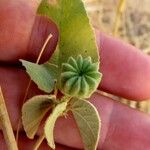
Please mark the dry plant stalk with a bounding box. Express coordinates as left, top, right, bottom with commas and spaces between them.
16, 34, 53, 142
33, 134, 45, 150
113, 0, 126, 36
36, 34, 53, 64
0, 87, 18, 150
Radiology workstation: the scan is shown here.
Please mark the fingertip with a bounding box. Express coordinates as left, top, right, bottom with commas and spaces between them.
98, 32, 150, 100
26, 15, 59, 63
91, 93, 150, 149
0, 1, 58, 63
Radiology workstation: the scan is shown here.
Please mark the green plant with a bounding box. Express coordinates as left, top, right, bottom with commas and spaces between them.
21, 0, 102, 149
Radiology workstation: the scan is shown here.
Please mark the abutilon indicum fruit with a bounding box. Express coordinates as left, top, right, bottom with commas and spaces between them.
59, 55, 102, 98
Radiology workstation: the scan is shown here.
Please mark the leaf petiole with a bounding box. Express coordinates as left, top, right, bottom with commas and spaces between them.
16, 34, 53, 143
33, 133, 45, 150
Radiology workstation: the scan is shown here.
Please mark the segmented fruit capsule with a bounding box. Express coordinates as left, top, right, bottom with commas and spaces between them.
59, 55, 102, 98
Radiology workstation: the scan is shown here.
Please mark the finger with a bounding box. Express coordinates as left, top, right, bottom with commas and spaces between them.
1, 3, 150, 101
0, 67, 150, 150
0, 132, 76, 150
97, 32, 150, 100
0, 0, 58, 63
0, 67, 44, 129
1, 0, 150, 101
26, 15, 58, 63
54, 93, 150, 150
0, 65, 78, 150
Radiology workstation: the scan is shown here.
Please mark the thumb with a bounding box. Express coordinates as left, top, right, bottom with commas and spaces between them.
0, 0, 58, 63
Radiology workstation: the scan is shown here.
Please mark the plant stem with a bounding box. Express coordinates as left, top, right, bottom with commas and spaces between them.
16, 80, 32, 142
36, 34, 53, 64
113, 0, 126, 36
0, 87, 18, 150
16, 34, 53, 143
54, 81, 58, 96
33, 134, 45, 150
95, 90, 101, 95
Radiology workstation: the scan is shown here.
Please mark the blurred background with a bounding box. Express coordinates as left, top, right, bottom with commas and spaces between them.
84, 0, 150, 113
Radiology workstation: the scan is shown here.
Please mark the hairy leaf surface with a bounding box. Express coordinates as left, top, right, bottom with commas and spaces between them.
70, 98, 101, 150
22, 95, 56, 139
44, 101, 68, 149
21, 60, 58, 93
38, 0, 99, 66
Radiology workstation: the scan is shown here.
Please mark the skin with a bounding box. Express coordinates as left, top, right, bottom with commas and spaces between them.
0, 0, 150, 149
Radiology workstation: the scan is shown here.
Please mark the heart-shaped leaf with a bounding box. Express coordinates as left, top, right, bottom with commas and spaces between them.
70, 98, 101, 150
22, 95, 56, 139
44, 101, 68, 149
21, 60, 58, 93
38, 0, 99, 66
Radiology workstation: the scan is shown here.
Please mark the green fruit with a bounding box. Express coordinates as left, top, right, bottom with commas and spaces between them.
59, 55, 102, 98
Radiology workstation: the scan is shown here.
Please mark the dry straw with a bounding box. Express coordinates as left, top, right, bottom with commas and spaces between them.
0, 87, 18, 150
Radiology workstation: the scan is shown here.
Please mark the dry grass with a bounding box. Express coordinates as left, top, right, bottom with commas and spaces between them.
84, 0, 150, 113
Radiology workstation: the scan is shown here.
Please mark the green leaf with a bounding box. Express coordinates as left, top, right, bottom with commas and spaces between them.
70, 98, 101, 150
38, 0, 60, 26
21, 60, 58, 93
48, 46, 59, 65
44, 101, 68, 149
22, 95, 56, 139
38, 0, 99, 65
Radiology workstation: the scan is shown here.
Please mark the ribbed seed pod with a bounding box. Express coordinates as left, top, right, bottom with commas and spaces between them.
59, 55, 102, 98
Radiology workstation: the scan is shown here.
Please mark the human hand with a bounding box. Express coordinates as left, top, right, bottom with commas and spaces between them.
0, 0, 150, 150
